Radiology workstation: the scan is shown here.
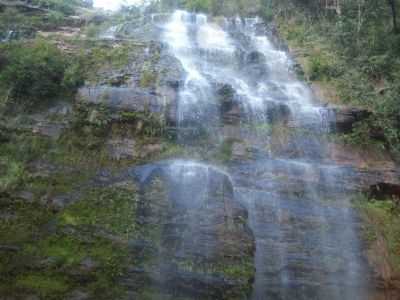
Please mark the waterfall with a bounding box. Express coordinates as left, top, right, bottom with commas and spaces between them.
148, 10, 371, 299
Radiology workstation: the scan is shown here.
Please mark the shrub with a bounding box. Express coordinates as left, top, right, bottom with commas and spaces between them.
0, 39, 67, 107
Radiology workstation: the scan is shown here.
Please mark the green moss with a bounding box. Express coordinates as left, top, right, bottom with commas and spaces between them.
158, 141, 186, 158
174, 256, 254, 299
0, 160, 24, 192
21, 231, 129, 298
16, 274, 69, 298
137, 289, 192, 300
139, 177, 169, 245
36, 235, 86, 266
0, 199, 52, 245
218, 259, 254, 281
0, 132, 51, 193
48, 126, 111, 169
60, 186, 138, 238
176, 258, 254, 282
121, 110, 167, 138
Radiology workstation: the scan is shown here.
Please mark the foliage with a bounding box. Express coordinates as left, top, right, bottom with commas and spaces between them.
0, 40, 67, 107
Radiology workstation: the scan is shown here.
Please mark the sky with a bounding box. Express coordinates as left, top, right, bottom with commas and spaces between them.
93, 0, 143, 11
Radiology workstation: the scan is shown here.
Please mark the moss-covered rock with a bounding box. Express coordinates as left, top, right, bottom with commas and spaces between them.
0, 184, 140, 300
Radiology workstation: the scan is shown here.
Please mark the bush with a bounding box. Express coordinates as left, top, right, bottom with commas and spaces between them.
0, 39, 67, 107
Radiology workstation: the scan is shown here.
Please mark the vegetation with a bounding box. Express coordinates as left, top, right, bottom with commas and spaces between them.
0, 39, 70, 108
265, 0, 400, 158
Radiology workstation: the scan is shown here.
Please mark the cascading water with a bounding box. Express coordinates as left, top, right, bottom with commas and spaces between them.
157, 10, 374, 300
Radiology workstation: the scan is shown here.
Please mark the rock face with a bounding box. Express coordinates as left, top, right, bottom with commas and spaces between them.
124, 160, 255, 299
78, 39, 185, 125
332, 107, 371, 133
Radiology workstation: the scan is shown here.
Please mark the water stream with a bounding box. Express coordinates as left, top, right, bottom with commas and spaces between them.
131, 10, 375, 299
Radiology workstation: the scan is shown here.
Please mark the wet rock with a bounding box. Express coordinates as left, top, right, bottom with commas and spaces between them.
38, 257, 58, 269
157, 53, 186, 89
31, 121, 66, 138
265, 102, 291, 124
265, 23, 289, 51
217, 84, 236, 103
217, 84, 241, 125
43, 194, 76, 212
125, 161, 255, 299
77, 46, 184, 125
106, 138, 136, 160
149, 13, 171, 25
138, 143, 163, 159
0, 212, 17, 222
0, 126, 9, 143
231, 141, 250, 160
0, 245, 20, 252
291, 61, 305, 78
79, 257, 98, 273
16, 191, 35, 203
246, 51, 266, 65
243, 51, 268, 78
65, 290, 90, 300
117, 21, 161, 42
332, 107, 371, 133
